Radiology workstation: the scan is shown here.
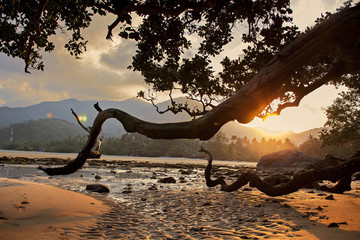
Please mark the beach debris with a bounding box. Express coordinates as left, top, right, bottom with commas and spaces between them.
158, 177, 176, 183
325, 194, 335, 200
86, 184, 110, 193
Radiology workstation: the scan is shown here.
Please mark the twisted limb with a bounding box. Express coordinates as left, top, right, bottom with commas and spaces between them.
200, 148, 360, 196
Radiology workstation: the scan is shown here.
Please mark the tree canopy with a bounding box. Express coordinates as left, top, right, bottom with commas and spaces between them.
1, 0, 359, 121
321, 88, 360, 146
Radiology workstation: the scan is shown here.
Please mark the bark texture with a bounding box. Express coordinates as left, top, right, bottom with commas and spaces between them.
201, 148, 360, 196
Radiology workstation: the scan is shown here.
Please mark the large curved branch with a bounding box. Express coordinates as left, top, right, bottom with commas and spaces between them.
39, 6, 360, 176
202, 149, 360, 196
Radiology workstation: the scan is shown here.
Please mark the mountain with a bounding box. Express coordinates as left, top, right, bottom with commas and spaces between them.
0, 118, 85, 143
0, 97, 194, 137
0, 98, 321, 145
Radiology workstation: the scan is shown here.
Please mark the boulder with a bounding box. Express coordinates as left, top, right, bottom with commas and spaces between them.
158, 177, 176, 183
257, 150, 322, 174
86, 184, 110, 193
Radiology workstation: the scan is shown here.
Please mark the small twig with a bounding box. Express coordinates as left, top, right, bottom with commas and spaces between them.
71, 108, 90, 133
94, 102, 103, 112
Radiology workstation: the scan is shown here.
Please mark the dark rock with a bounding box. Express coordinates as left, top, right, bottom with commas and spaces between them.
315, 206, 323, 211
190, 227, 203, 232
257, 150, 323, 173
179, 169, 192, 175
325, 194, 334, 200
95, 175, 102, 180
86, 184, 110, 193
158, 177, 176, 183
328, 222, 339, 228
148, 184, 158, 190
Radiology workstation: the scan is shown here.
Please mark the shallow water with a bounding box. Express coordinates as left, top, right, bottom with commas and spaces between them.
0, 162, 207, 203
0, 149, 258, 167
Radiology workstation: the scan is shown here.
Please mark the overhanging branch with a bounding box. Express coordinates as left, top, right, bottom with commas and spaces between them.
39, 5, 360, 176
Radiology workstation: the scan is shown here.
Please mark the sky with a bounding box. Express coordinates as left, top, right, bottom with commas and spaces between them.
0, 0, 349, 133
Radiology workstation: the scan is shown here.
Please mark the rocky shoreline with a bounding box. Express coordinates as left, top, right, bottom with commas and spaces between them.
1, 155, 360, 239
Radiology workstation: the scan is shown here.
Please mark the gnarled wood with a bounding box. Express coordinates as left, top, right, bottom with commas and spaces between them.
201, 149, 360, 196
39, 6, 360, 176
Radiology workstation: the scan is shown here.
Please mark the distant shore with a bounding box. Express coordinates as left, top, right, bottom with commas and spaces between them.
0, 149, 258, 167
0, 150, 359, 239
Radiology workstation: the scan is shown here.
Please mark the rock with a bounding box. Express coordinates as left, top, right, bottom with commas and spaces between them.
325, 194, 334, 200
95, 175, 102, 180
315, 206, 323, 211
86, 184, 110, 193
179, 169, 192, 175
328, 222, 339, 228
148, 184, 158, 190
257, 150, 323, 174
122, 186, 133, 194
158, 177, 176, 183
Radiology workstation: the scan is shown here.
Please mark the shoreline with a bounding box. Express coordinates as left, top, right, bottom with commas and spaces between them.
0, 149, 258, 167
0, 153, 359, 239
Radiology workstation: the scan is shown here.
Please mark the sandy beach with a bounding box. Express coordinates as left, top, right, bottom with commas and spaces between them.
0, 151, 359, 239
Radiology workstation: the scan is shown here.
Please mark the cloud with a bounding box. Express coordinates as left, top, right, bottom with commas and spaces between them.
291, 0, 348, 30
0, 15, 146, 107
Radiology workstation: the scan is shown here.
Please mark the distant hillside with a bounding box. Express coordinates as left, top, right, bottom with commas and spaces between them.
220, 121, 322, 145
0, 98, 321, 145
0, 119, 85, 143
0, 98, 194, 137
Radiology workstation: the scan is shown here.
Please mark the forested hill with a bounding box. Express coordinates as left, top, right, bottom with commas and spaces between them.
0, 98, 321, 145
0, 98, 194, 137
0, 118, 85, 143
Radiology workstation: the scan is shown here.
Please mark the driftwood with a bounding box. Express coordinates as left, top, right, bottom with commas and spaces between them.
39, 6, 360, 176
200, 147, 360, 196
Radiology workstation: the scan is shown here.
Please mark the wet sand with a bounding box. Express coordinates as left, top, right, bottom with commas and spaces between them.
0, 152, 359, 239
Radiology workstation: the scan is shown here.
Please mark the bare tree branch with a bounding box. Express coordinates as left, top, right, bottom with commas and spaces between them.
71, 108, 90, 133
201, 148, 360, 196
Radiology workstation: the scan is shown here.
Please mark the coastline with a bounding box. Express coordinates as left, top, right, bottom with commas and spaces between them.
0, 151, 359, 239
